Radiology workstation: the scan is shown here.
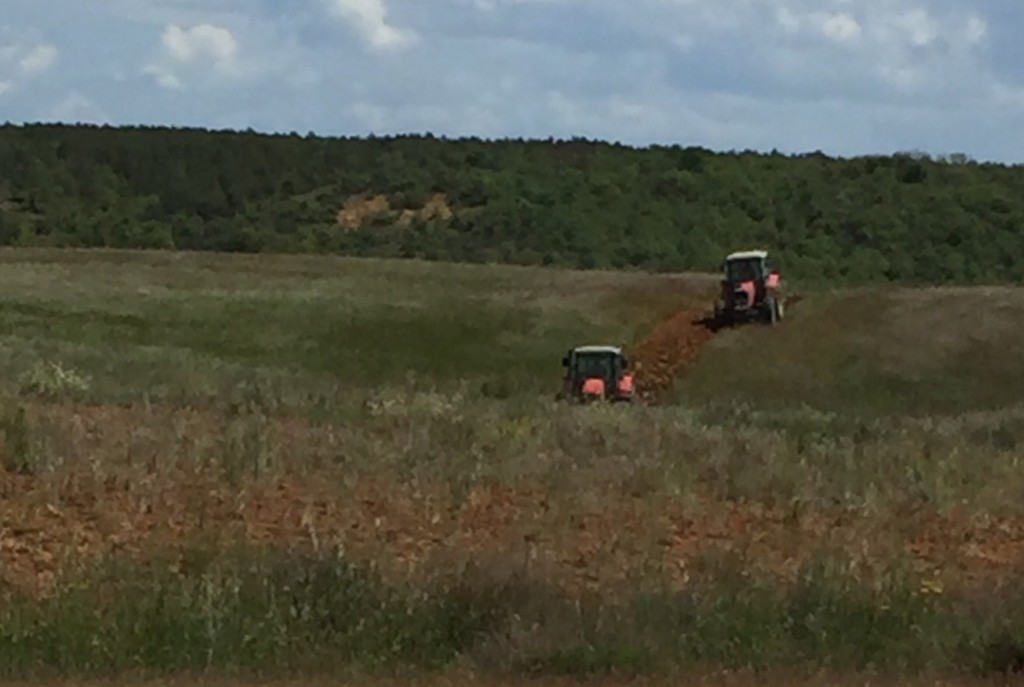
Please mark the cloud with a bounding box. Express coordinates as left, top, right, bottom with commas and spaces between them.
49, 91, 109, 124
777, 9, 863, 44
325, 0, 417, 50
0, 36, 57, 97
1, 0, 1023, 163
162, 23, 238, 63
304, 0, 1023, 161
651, 1, 993, 107
144, 22, 240, 90
142, 64, 183, 90
821, 14, 861, 43
18, 43, 57, 75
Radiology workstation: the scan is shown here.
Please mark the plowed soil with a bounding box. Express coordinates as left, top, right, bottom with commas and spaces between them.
3, 463, 1024, 600
627, 309, 716, 401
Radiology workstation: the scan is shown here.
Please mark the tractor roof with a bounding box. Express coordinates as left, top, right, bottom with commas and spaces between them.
726, 250, 769, 261
572, 345, 623, 355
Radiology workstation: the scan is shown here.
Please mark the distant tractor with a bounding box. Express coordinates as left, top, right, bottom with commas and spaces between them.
712, 250, 785, 328
560, 345, 635, 403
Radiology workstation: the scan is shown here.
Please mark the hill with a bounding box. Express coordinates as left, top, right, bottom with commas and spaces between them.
2, 250, 1024, 680
677, 285, 1024, 416
0, 247, 704, 406
2, 123, 1024, 285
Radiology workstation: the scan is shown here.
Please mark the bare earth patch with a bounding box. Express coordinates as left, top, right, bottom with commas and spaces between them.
3, 401, 1024, 601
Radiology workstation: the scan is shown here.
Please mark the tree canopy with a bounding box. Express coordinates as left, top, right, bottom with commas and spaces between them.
1, 122, 1021, 285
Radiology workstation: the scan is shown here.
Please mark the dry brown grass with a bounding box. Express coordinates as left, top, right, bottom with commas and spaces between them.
4, 395, 1024, 604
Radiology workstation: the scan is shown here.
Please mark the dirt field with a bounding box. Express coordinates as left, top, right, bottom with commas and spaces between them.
4, 400, 1024, 602
628, 308, 717, 401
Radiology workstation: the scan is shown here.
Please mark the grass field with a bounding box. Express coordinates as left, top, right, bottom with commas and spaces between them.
677, 285, 1024, 415
0, 248, 710, 405
2, 248, 1024, 683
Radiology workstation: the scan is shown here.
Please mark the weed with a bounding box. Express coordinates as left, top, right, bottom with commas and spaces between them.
18, 360, 90, 400
0, 401, 31, 473
0, 545, 508, 679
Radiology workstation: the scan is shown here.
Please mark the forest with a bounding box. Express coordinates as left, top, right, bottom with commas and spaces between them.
1, 122, 1022, 285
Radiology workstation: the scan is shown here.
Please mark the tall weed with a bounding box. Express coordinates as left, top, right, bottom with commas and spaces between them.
0, 545, 1020, 679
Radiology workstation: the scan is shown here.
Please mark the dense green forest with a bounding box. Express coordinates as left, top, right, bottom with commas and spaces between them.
0, 122, 1022, 284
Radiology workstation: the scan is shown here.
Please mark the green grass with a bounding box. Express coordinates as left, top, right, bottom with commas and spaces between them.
677, 286, 1024, 416
8, 248, 1024, 418
4, 248, 1024, 513
0, 545, 505, 679
0, 248, 707, 406
3, 545, 1024, 680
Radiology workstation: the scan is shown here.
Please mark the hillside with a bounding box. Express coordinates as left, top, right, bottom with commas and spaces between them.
3, 124, 1024, 285
3, 249, 1024, 680
8, 248, 1022, 417
676, 286, 1024, 416
0, 248, 704, 405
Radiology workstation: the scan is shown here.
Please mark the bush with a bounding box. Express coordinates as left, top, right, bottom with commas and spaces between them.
18, 360, 91, 399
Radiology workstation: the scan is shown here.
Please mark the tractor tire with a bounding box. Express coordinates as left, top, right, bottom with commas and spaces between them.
765, 297, 780, 326
714, 303, 732, 329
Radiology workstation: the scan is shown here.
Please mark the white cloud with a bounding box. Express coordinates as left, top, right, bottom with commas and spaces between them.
18, 43, 57, 75
964, 16, 987, 47
144, 22, 240, 90
726, 2, 996, 102
885, 8, 938, 48
162, 23, 237, 63
49, 91, 108, 124
142, 64, 184, 90
0, 36, 57, 96
775, 8, 802, 34
822, 13, 861, 43
325, 0, 417, 50
1, 0, 1022, 163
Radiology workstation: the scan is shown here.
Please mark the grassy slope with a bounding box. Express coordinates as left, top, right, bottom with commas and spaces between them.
5, 249, 1024, 679
0, 248, 709, 406
678, 286, 1024, 416
9, 248, 1023, 418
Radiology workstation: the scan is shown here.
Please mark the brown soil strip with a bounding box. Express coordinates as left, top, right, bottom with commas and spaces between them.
627, 309, 716, 401
4, 460, 1020, 601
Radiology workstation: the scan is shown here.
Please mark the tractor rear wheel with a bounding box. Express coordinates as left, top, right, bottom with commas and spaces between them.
714, 303, 733, 329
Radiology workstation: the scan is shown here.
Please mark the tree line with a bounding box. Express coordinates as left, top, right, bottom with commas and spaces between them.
1, 122, 1022, 285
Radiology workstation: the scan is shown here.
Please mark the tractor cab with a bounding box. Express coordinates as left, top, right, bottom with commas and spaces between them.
725, 252, 772, 284
713, 250, 784, 327
560, 345, 635, 403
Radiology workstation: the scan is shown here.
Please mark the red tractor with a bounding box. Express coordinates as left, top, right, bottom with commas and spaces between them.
712, 250, 785, 328
559, 345, 635, 403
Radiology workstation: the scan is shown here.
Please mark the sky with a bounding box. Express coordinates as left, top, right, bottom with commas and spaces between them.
2, 0, 1023, 163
